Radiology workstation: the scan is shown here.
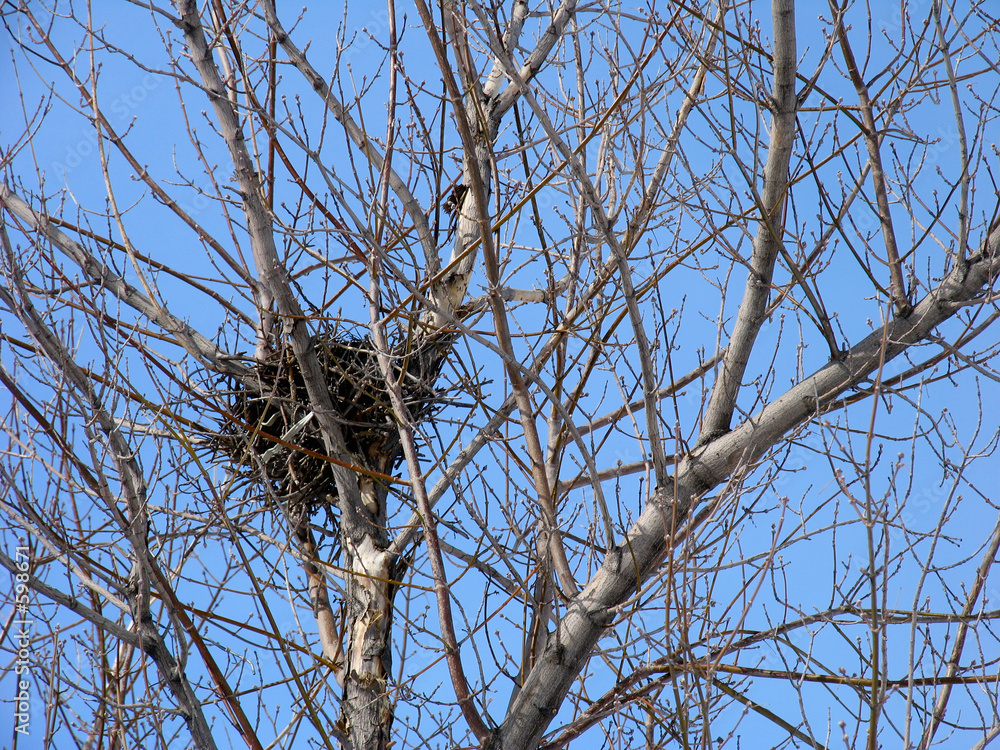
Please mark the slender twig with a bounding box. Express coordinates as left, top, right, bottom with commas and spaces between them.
933, 0, 971, 271
834, 2, 910, 316
368, 255, 492, 742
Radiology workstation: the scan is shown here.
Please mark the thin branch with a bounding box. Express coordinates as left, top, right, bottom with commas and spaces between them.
834, 2, 910, 316
468, 0, 673, 490
918, 510, 1000, 748
257, 0, 438, 273
0, 185, 247, 378
368, 259, 492, 742
933, 0, 971, 270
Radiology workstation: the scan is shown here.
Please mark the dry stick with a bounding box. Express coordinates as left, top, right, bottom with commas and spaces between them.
831, 460, 880, 748
854, 304, 896, 750
310, 121, 622, 555
204, 4, 399, 280
700, 0, 798, 443
392, 172, 856, 561
377, 267, 620, 551
428, 0, 510, 327
834, 4, 910, 317
212, 28, 371, 268
551, 5, 724, 540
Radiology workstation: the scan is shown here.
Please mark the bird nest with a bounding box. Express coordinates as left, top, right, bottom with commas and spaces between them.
216, 332, 447, 518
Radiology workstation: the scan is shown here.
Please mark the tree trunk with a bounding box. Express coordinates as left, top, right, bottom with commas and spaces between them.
341, 530, 396, 749
336, 451, 403, 748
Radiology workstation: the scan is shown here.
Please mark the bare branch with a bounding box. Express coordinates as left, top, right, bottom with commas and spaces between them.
494, 215, 1000, 750
0, 185, 247, 378
700, 0, 799, 442
833, 2, 910, 316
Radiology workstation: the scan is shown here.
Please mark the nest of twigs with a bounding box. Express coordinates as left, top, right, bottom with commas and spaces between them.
216, 332, 447, 518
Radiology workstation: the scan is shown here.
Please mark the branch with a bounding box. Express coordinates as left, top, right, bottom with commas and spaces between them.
257, 0, 438, 272
174, 0, 365, 514
834, 3, 910, 316
932, 0, 971, 270
918, 509, 1000, 747
469, 0, 672, 489
389, 257, 727, 559
0, 185, 247, 379
0, 550, 140, 647
368, 270, 492, 742
1, 226, 226, 750
700, 0, 798, 442
492, 213, 1000, 750
11, 5, 261, 294
625, 5, 723, 244
458, 8, 580, 594
492, 0, 581, 119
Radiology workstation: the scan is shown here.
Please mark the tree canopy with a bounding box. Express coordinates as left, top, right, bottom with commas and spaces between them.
2, 1, 999, 749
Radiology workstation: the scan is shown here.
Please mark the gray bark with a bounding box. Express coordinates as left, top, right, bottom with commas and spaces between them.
701, 0, 799, 442
491, 216, 1000, 749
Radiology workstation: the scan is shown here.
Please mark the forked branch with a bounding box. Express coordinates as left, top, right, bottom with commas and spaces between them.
700, 0, 798, 442
492, 212, 1000, 750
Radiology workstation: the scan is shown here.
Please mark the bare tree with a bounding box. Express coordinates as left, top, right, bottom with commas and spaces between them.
2, 1, 999, 749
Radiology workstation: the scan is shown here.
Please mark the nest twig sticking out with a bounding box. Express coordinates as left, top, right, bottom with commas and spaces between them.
218, 332, 447, 521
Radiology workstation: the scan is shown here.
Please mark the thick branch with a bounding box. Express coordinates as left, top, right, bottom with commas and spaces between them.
492, 215, 1000, 750
492, 0, 580, 118
0, 185, 247, 379
700, 0, 798, 441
